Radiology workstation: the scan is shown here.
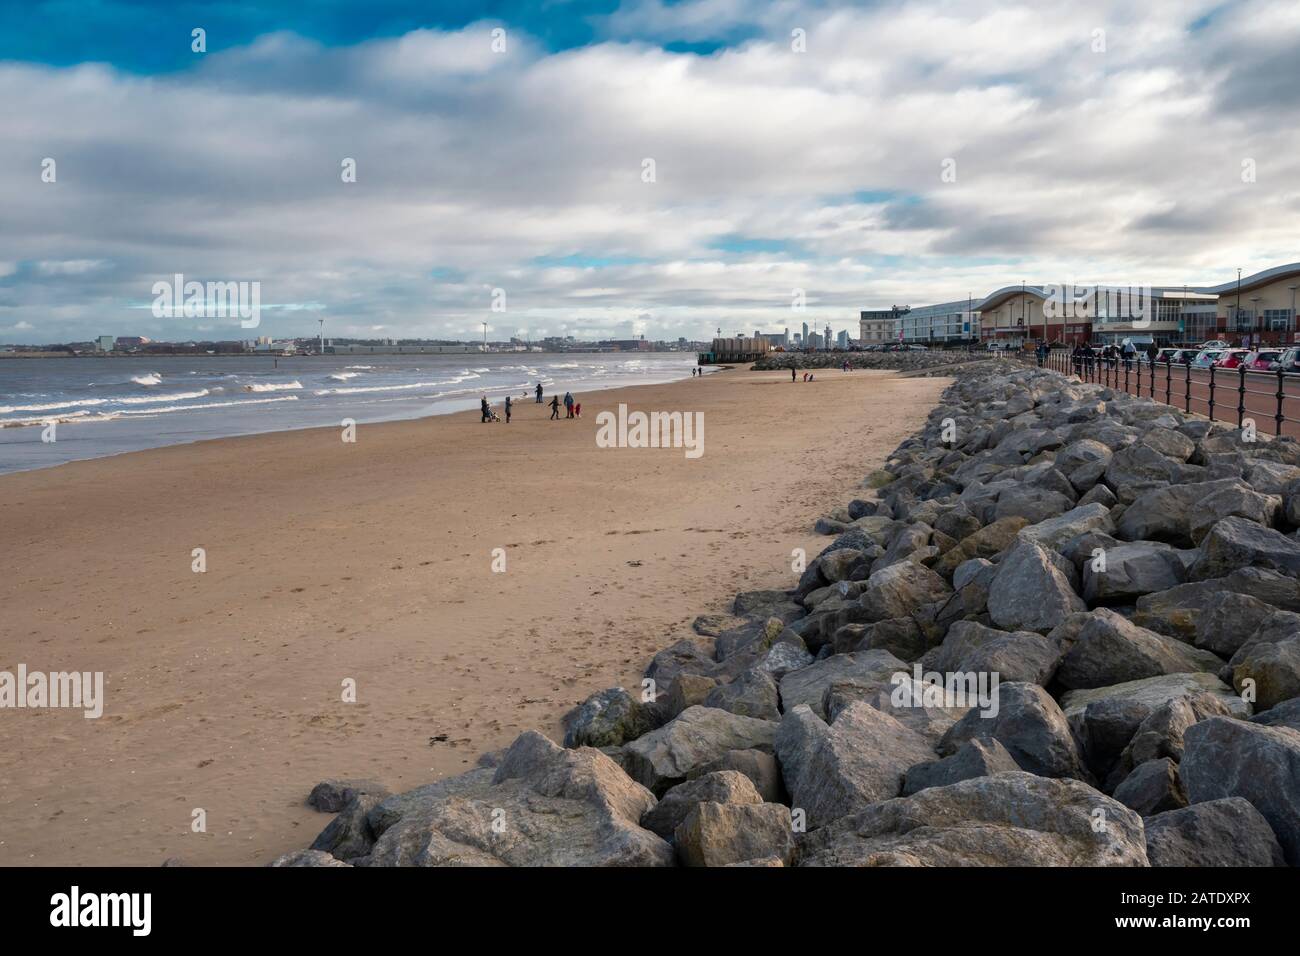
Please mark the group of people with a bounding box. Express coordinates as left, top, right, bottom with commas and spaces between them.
480, 382, 579, 424
1069, 339, 1159, 372
548, 391, 580, 420
789, 366, 817, 382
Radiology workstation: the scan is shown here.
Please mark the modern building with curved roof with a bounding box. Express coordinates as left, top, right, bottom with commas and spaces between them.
859, 263, 1300, 350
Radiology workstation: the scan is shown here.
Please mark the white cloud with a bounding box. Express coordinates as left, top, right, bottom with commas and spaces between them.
0, 0, 1297, 343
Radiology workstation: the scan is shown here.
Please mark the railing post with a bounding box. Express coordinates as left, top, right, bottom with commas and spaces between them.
1238, 364, 1247, 428
1165, 358, 1172, 406
1277, 368, 1286, 436
1184, 361, 1191, 414
1208, 364, 1216, 421
1124, 359, 1130, 394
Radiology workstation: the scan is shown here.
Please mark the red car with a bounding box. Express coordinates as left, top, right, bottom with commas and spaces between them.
1244, 350, 1283, 371
1214, 349, 1251, 369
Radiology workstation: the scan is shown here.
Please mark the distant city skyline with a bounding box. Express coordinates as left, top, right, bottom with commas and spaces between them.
3, 1, 1298, 343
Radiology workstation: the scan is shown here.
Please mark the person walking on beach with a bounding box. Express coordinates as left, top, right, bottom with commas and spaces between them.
535, 382, 544, 403
574, 401, 582, 419
564, 391, 574, 418
504, 395, 512, 423
791, 366, 797, 382
549, 395, 560, 420
481, 396, 491, 423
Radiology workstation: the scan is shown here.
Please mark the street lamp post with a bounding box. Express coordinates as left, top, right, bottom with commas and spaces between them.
1290, 286, 1299, 346
1236, 268, 1243, 344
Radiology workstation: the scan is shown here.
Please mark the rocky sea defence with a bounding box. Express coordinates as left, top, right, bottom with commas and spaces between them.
752, 351, 995, 372
275, 362, 1300, 867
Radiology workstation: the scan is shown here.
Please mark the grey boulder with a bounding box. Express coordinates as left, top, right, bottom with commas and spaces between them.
622, 706, 778, 795
1181, 717, 1300, 865
1144, 797, 1287, 866
796, 772, 1148, 866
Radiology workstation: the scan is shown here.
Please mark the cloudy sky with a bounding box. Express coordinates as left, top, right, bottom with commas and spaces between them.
2, 0, 1297, 344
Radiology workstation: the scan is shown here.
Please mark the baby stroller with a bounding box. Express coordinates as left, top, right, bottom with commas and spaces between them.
485, 405, 502, 423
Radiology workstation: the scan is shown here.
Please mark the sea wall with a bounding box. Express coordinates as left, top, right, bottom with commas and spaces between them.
751, 351, 996, 372
275, 362, 1300, 868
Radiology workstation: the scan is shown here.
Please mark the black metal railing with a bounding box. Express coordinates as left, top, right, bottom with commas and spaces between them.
1022, 350, 1300, 438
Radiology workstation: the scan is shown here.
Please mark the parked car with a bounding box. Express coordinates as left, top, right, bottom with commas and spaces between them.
1244, 350, 1283, 371
1168, 349, 1197, 364
1192, 348, 1223, 368
1200, 339, 1230, 350
1214, 348, 1251, 369
1276, 348, 1300, 373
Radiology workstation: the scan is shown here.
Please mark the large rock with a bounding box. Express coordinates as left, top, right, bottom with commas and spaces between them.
703, 668, 781, 720
901, 738, 1020, 796
857, 562, 953, 621
365, 731, 672, 866
1144, 798, 1287, 867
644, 638, 715, 690
934, 517, 1029, 576
939, 682, 1091, 781
796, 772, 1148, 866
823, 674, 971, 746
1132, 568, 1300, 640
1054, 609, 1224, 690
1187, 485, 1281, 545
1116, 479, 1244, 545
1055, 439, 1114, 490
733, 589, 794, 616
674, 802, 794, 867
925, 619, 1070, 686
775, 702, 935, 829
1060, 672, 1251, 723
269, 850, 352, 867
1247, 460, 1300, 495
1104, 443, 1178, 500
366, 767, 497, 837
562, 687, 663, 748
1232, 632, 1300, 712
622, 706, 777, 795
639, 770, 762, 839
987, 539, 1086, 633
777, 648, 906, 719
993, 486, 1075, 524
1017, 503, 1114, 552
1181, 717, 1300, 865
1189, 516, 1300, 580
1193, 592, 1282, 657
686, 749, 783, 803
1116, 693, 1237, 772
309, 793, 385, 861
1251, 697, 1300, 733
307, 778, 390, 813
1081, 541, 1186, 604
1111, 757, 1187, 815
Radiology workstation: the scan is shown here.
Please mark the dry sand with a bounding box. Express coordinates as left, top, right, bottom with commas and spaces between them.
0, 367, 946, 866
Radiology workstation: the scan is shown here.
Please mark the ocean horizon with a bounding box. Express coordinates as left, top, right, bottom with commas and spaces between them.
0, 352, 705, 475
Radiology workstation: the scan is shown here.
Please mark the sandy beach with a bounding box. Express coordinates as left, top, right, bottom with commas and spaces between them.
0, 367, 945, 866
